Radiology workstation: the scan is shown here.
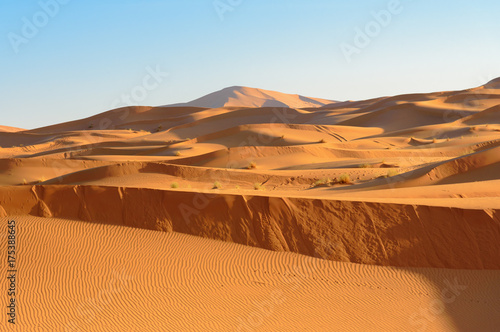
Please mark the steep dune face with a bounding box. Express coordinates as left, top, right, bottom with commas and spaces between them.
166, 86, 335, 108
1, 185, 499, 269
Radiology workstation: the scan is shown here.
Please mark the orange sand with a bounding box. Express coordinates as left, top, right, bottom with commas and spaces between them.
1, 82, 500, 330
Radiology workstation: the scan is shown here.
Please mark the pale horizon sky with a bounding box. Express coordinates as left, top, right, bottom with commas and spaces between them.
1, 0, 500, 129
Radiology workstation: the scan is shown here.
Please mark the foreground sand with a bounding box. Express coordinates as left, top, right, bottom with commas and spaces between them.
2, 216, 499, 331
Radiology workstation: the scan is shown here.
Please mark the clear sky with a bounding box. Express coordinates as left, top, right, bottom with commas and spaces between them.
1, 0, 500, 129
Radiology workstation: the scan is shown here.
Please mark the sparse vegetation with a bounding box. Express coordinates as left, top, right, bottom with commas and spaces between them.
313, 179, 326, 187
175, 151, 182, 156
338, 173, 351, 184
171, 182, 179, 189
235, 185, 240, 190
359, 163, 371, 168
280, 134, 285, 139
254, 183, 265, 190
88, 123, 94, 129
156, 125, 163, 132
432, 138, 437, 144
213, 181, 222, 189
319, 139, 326, 143
460, 149, 475, 156
22, 178, 27, 185
247, 161, 257, 169
313, 178, 334, 187
386, 170, 399, 178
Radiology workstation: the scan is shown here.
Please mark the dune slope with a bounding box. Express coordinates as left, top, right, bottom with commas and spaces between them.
2, 216, 499, 331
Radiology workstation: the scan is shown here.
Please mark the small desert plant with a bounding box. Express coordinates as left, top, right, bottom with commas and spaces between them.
313, 179, 326, 187
254, 183, 265, 190
432, 138, 437, 143
213, 181, 222, 189
359, 163, 371, 168
175, 151, 182, 156
247, 162, 257, 169
88, 123, 94, 129
386, 170, 399, 178
22, 178, 27, 185
319, 139, 326, 143
338, 173, 351, 184
235, 185, 240, 190
280, 134, 285, 139
156, 125, 163, 132
19, 144, 24, 147
460, 149, 475, 156
313, 178, 333, 187
171, 182, 179, 189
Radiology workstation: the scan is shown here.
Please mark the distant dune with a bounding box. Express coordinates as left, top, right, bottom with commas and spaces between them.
1, 79, 500, 330
0, 125, 24, 132
165, 86, 335, 108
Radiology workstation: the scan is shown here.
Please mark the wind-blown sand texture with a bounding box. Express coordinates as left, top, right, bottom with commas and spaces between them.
1, 216, 499, 331
1, 81, 500, 330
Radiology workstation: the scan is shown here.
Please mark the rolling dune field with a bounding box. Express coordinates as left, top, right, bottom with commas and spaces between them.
1, 81, 500, 330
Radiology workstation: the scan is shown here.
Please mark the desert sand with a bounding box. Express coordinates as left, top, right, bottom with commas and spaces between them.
1, 79, 500, 330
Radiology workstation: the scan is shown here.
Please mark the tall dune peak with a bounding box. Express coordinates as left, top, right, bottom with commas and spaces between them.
165, 86, 335, 109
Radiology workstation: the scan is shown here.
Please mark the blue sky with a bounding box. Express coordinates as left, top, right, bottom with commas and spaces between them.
1, 0, 499, 129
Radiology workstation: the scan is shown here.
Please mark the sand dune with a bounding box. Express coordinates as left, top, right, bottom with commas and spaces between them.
0, 184, 499, 269
1, 80, 500, 330
2, 216, 499, 331
0, 125, 24, 132
166, 86, 335, 109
